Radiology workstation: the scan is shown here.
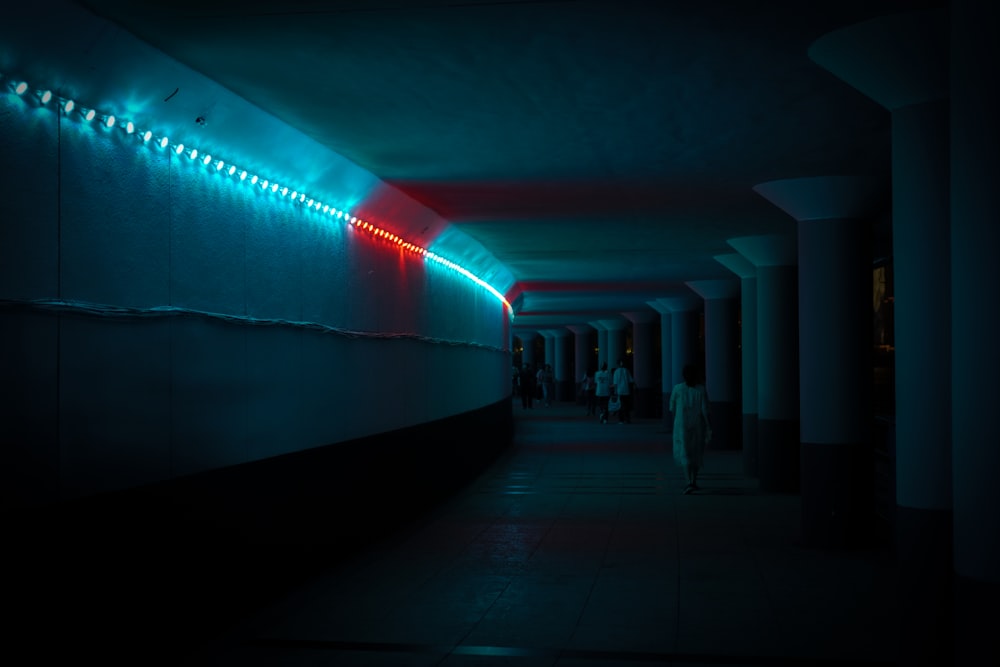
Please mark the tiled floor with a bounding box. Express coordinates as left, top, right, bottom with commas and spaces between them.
175, 402, 900, 666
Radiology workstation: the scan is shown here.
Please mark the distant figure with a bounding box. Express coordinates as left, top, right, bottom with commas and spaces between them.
612, 359, 634, 424
669, 363, 712, 494
540, 364, 555, 406
581, 370, 596, 416
594, 362, 612, 423
519, 363, 536, 409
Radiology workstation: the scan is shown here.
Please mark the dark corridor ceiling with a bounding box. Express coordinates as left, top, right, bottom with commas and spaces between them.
73, 0, 935, 331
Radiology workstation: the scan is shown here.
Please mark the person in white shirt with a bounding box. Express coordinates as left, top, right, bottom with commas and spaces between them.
612, 359, 634, 424
580, 370, 596, 416
593, 362, 612, 423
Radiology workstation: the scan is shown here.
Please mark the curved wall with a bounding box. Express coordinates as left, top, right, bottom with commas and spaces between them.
1, 1, 512, 510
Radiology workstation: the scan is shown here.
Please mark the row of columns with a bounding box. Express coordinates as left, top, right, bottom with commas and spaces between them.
808, 4, 998, 663
515, 178, 899, 556
515, 5, 998, 662
516, 301, 706, 422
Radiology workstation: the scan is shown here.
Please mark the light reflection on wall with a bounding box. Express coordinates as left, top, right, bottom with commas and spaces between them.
3, 72, 511, 315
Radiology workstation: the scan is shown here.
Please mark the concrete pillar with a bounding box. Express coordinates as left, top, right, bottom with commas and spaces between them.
810, 8, 953, 661
754, 176, 881, 548
647, 301, 674, 430
541, 331, 556, 370
657, 295, 702, 391
715, 253, 758, 477
517, 330, 538, 370
589, 321, 610, 373
597, 318, 628, 371
550, 329, 574, 402
656, 294, 702, 435
728, 234, 799, 493
623, 310, 657, 418
686, 279, 741, 451
950, 2, 1000, 661
568, 324, 595, 401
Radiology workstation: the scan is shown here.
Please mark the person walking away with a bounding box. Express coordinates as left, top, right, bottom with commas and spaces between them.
541, 364, 555, 406
519, 364, 536, 409
612, 359, 634, 423
581, 371, 596, 416
594, 362, 612, 423
669, 363, 712, 494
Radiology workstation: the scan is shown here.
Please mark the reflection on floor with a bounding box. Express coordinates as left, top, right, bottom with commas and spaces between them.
179, 402, 899, 666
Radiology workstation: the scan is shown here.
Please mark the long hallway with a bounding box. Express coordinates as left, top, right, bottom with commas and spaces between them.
179, 403, 899, 666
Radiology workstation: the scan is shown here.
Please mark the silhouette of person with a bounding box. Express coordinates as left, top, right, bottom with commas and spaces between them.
669, 363, 712, 494
519, 363, 536, 409
594, 362, 612, 423
612, 358, 634, 423
581, 370, 596, 416
540, 363, 555, 406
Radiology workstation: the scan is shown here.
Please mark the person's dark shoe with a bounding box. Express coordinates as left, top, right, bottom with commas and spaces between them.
683, 485, 694, 495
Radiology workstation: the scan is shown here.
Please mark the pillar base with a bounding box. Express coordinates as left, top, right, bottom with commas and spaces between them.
742, 413, 758, 478
800, 442, 875, 548
758, 418, 799, 493
896, 506, 953, 665
954, 573, 1000, 665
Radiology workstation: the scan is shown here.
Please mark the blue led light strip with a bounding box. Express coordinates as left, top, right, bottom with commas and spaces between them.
3, 75, 512, 313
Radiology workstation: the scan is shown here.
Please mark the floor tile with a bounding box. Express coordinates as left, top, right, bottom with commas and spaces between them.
176, 404, 899, 666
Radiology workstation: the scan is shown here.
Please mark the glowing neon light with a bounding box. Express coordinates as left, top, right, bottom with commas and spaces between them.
2, 73, 511, 313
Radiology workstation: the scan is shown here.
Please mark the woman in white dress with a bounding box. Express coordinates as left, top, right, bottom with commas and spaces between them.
669, 364, 712, 494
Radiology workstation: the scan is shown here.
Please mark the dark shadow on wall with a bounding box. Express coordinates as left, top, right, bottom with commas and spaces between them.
5, 398, 514, 664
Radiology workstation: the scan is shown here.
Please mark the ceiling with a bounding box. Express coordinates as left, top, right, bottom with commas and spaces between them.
65, 0, 935, 330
